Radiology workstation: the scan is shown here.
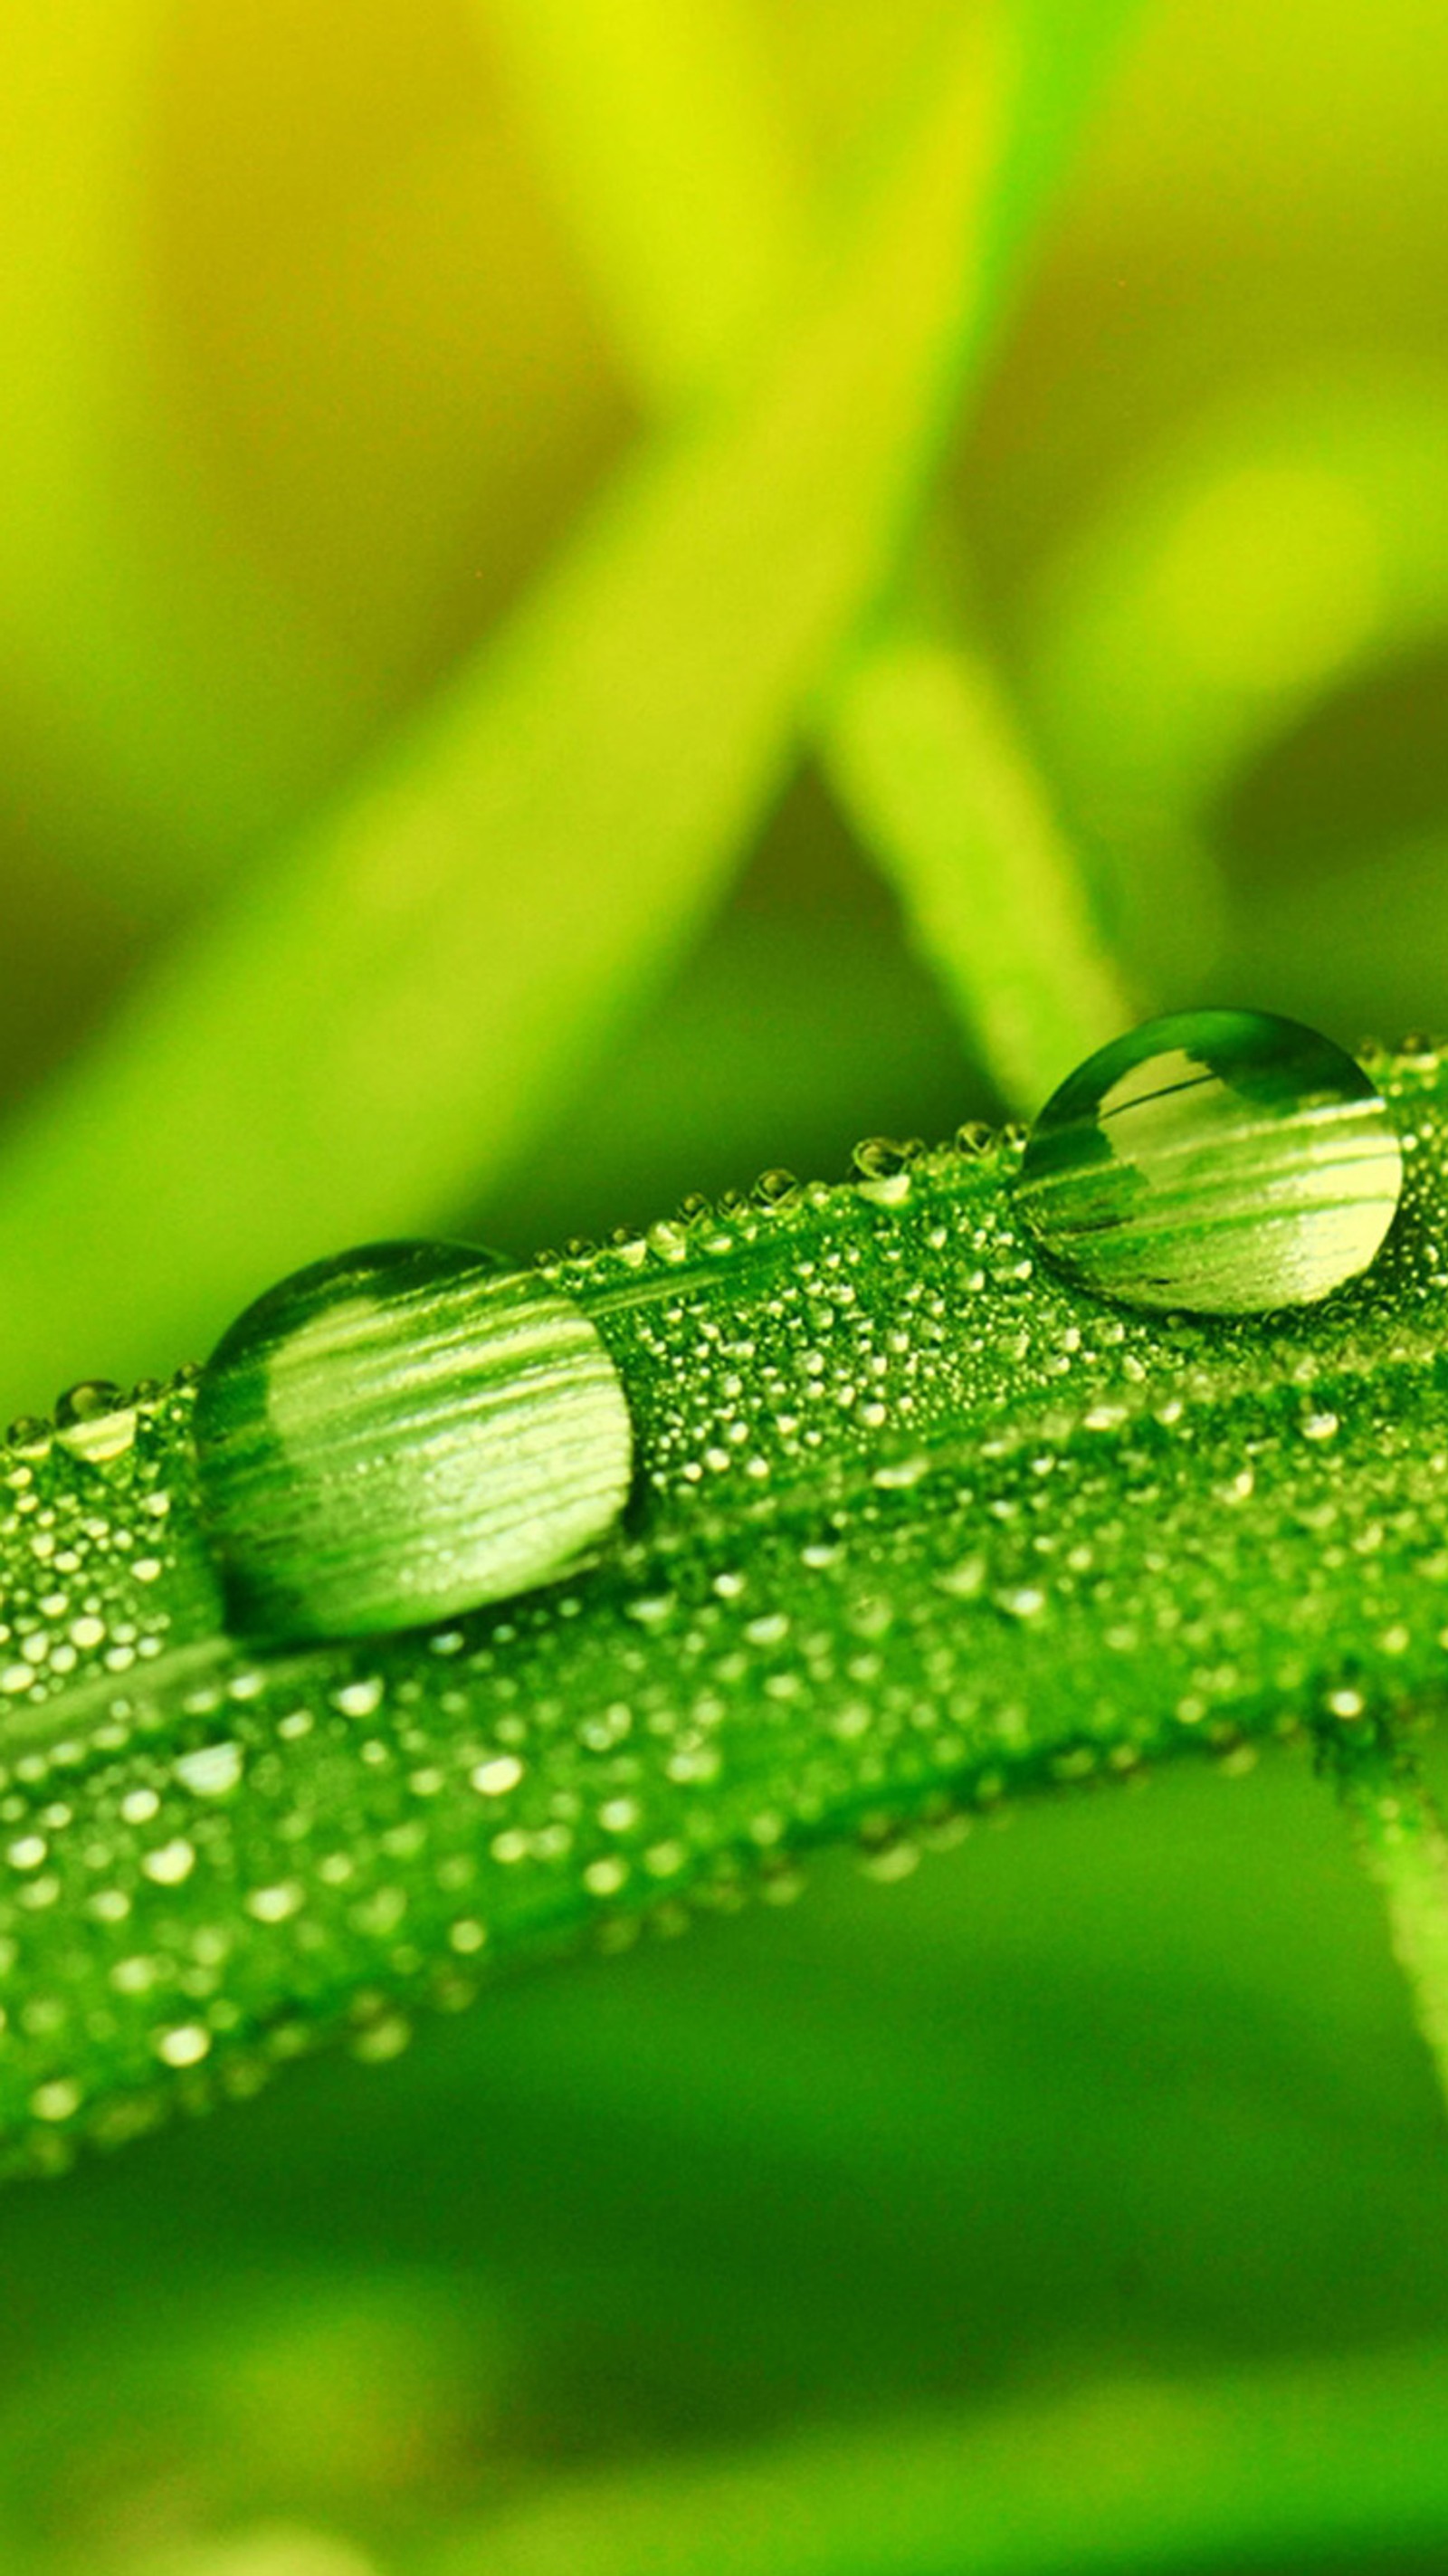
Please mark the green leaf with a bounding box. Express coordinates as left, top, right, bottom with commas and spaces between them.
485, 0, 1149, 408
0, 9, 1004, 1412
489, 0, 1142, 1109
0, 1040, 1446, 2179
1018, 365, 1448, 997
481, 0, 816, 408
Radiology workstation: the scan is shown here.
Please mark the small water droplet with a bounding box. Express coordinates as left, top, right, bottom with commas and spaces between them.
852, 1138, 919, 1207
245, 1881, 305, 1923
31, 2079, 81, 2123
351, 2010, 412, 2064
155, 2022, 212, 2068
470, 1753, 524, 1797
193, 1240, 634, 1642
141, 1837, 196, 1885
174, 1741, 244, 1798
333, 1675, 385, 1720
1015, 1010, 1402, 1314
53, 1381, 138, 1464
584, 1855, 628, 1897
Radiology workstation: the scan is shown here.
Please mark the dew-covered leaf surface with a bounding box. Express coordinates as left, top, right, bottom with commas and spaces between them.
3, 1038, 1448, 2176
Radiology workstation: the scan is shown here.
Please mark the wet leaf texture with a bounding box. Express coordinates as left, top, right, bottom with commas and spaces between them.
0, 1040, 1446, 2174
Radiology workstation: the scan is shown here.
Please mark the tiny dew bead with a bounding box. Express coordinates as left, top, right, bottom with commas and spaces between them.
193, 1241, 634, 1644
1015, 1009, 1403, 1317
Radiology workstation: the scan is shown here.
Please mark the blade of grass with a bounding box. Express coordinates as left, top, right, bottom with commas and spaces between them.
473, 0, 814, 408
0, 11, 1005, 1410
486, 0, 1140, 1109
2, 1043, 1448, 2176
1017, 366, 1448, 995
824, 601, 1134, 1112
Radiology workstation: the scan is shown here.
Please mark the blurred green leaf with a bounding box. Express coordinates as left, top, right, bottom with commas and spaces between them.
1228, 829, 1448, 1042
1, 1045, 1447, 2177
1018, 365, 1448, 998
0, 5, 368, 899
422, 2342, 1448, 2574
0, 9, 1005, 1408
481, 0, 815, 407
2, 1741, 1446, 2566
489, 0, 1140, 1110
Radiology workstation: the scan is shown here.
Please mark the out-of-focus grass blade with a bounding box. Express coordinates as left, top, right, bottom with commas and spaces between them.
0, 13, 1003, 1407
424, 2344, 1448, 2575
487, 0, 1148, 405
0, 1749, 1444, 2556
1018, 365, 1448, 997
478, 0, 813, 406
0, 5, 365, 901
488, 0, 1140, 1110
825, 610, 1134, 1107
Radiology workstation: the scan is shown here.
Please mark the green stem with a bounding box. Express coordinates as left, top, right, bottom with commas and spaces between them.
824, 607, 1135, 1111
1330, 1722, 1448, 2112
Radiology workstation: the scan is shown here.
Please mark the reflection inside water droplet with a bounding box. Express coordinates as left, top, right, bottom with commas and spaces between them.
193, 1240, 634, 1645
53, 1382, 137, 1466
1015, 1009, 1403, 1315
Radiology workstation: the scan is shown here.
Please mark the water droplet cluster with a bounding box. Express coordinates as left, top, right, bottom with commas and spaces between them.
0, 1374, 215, 1721
0, 1041, 1443, 2174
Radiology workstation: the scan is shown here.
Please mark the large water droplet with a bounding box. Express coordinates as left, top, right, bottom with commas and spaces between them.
1015, 1010, 1403, 1314
193, 1240, 634, 1642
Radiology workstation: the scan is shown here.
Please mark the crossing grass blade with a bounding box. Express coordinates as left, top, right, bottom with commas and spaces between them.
0, 10, 1005, 1412
488, 0, 1142, 1110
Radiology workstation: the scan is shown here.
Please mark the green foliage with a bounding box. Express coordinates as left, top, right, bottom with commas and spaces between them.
3, 1743, 1446, 2571
0, 1040, 1444, 2181
424, 2342, 1448, 2574
1019, 371, 1448, 1002
0, 0, 1146, 1416
0, 8, 364, 896
0, 8, 1005, 1410
491, 0, 1138, 1109
5, 4, 1448, 2569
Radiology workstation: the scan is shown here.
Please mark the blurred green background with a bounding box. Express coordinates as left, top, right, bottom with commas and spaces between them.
5, 0, 1448, 2568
